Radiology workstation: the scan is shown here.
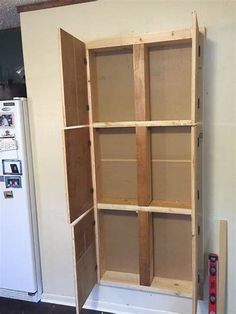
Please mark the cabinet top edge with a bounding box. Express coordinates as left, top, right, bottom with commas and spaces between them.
86, 27, 205, 51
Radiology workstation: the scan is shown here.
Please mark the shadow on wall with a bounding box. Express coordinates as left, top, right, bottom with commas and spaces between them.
0, 28, 26, 100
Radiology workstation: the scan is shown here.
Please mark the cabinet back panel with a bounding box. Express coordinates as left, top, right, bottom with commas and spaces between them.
97, 128, 136, 159
153, 213, 192, 281
95, 128, 137, 201
94, 49, 135, 122
100, 161, 137, 200
101, 210, 139, 274
151, 127, 191, 160
149, 43, 191, 120
152, 162, 191, 204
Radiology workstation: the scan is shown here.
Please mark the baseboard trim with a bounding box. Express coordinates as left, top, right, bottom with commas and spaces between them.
41, 293, 76, 307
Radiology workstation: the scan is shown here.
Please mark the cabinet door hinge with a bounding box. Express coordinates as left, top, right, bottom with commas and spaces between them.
198, 132, 203, 147
95, 264, 98, 271
197, 189, 200, 200
198, 45, 201, 57
90, 187, 94, 193
86, 104, 89, 111
84, 57, 87, 65
198, 225, 201, 235
88, 140, 91, 146
198, 98, 200, 109
198, 273, 200, 284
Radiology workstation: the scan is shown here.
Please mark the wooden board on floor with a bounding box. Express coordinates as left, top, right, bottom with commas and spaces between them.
64, 128, 93, 223
60, 29, 89, 127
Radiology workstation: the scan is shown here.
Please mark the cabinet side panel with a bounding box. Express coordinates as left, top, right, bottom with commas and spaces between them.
64, 128, 93, 222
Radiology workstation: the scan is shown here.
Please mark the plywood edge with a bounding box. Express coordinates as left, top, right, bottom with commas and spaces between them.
70, 206, 94, 227
64, 124, 90, 130
100, 271, 192, 298
61, 129, 73, 224
71, 224, 80, 314
86, 28, 192, 49
58, 28, 68, 129
86, 48, 101, 281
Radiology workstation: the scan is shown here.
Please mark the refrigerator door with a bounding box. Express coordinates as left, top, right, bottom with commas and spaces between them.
0, 99, 37, 293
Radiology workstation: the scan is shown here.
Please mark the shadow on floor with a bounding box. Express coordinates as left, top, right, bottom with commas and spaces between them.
0, 297, 112, 314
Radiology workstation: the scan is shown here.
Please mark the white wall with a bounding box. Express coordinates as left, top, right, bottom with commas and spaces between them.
20, 0, 236, 312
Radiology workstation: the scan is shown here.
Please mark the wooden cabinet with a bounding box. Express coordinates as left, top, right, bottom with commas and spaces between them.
60, 11, 204, 314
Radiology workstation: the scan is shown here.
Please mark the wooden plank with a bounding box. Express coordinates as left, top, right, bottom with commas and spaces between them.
133, 44, 152, 206
64, 127, 93, 223
59, 29, 89, 127
87, 28, 192, 50
218, 220, 227, 314
73, 210, 97, 312
138, 211, 153, 286
93, 120, 197, 128
86, 48, 101, 280
17, 0, 96, 13
136, 128, 152, 205
191, 11, 199, 123
97, 201, 191, 216
191, 124, 198, 314
100, 270, 192, 298
133, 44, 150, 121
64, 124, 89, 130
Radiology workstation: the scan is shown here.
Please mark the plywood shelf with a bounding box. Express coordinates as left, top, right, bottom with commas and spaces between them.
93, 120, 196, 128
100, 271, 192, 298
98, 197, 138, 207
98, 199, 192, 215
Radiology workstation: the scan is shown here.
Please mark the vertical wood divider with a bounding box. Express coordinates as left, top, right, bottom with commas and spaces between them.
133, 43, 153, 286
191, 10, 200, 314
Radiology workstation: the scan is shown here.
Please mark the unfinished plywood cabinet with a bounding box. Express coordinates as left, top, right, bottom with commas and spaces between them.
60, 11, 204, 313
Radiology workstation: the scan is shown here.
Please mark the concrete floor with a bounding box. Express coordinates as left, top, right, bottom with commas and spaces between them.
0, 297, 112, 314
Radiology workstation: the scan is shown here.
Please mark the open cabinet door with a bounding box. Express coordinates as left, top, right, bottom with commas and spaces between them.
73, 210, 97, 312
59, 29, 97, 312
191, 11, 200, 314
60, 29, 89, 127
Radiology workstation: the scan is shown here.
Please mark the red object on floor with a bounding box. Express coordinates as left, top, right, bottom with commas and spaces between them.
208, 253, 218, 314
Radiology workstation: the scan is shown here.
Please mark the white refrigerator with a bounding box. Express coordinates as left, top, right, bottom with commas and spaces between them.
0, 98, 42, 302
